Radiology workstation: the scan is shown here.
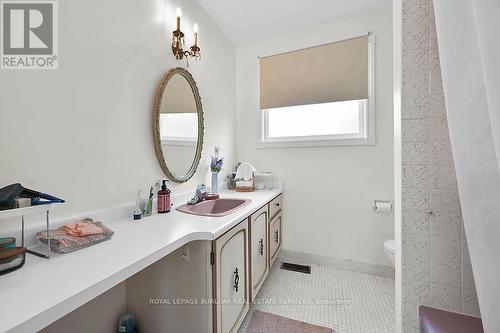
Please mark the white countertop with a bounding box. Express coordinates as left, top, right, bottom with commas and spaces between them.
0, 189, 282, 333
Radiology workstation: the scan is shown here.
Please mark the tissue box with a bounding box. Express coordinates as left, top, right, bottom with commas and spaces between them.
253, 172, 273, 190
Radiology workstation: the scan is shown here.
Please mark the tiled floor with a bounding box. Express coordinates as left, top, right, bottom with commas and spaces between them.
238, 258, 395, 333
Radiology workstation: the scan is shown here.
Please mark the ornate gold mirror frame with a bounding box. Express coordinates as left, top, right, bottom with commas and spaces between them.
152, 67, 204, 183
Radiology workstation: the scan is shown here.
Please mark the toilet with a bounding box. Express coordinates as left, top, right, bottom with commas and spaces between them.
384, 240, 395, 265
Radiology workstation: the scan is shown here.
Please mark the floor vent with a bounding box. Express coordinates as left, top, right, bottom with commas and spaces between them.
280, 262, 311, 274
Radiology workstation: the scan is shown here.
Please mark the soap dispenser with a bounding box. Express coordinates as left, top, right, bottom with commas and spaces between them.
157, 180, 171, 214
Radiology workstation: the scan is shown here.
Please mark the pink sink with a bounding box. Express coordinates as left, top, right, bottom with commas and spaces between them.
176, 198, 251, 217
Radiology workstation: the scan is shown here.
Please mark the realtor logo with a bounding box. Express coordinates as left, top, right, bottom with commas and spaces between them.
1, 1, 58, 69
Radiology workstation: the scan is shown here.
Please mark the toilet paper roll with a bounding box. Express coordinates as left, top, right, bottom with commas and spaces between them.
374, 201, 392, 213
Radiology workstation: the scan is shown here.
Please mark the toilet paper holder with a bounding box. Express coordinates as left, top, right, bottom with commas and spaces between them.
372, 200, 392, 211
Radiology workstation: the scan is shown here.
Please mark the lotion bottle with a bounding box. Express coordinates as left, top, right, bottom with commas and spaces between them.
157, 180, 171, 213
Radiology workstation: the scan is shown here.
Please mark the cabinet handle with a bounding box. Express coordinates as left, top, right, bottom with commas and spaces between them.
233, 268, 239, 292
259, 239, 264, 256
275, 202, 280, 207
274, 230, 279, 243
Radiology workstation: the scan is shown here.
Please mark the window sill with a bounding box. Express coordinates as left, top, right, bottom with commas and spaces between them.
257, 136, 375, 149
161, 139, 197, 147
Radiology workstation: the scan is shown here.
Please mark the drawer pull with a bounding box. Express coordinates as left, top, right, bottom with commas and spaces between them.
259, 239, 264, 256
233, 268, 240, 292
275, 202, 280, 207
274, 230, 279, 243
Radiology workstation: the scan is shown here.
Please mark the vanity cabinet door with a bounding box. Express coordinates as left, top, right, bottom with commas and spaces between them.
213, 220, 249, 333
269, 212, 282, 267
249, 205, 269, 301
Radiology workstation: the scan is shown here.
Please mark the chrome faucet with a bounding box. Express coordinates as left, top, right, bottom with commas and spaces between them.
188, 184, 208, 205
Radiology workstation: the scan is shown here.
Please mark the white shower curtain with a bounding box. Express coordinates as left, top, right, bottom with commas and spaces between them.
470, 2, 500, 171
433, 1, 500, 332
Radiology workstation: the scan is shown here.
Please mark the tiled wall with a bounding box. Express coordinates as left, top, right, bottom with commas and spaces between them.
401, 0, 479, 331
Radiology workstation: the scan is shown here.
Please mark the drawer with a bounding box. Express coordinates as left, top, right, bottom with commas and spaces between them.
269, 194, 282, 219
269, 212, 282, 267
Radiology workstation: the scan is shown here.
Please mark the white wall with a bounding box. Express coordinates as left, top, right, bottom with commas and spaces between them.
235, 9, 394, 265
0, 0, 236, 218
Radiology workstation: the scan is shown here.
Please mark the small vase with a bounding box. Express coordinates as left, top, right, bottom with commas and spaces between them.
211, 172, 219, 194
227, 176, 236, 190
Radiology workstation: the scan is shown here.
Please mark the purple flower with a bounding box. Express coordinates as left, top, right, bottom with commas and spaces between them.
210, 146, 224, 173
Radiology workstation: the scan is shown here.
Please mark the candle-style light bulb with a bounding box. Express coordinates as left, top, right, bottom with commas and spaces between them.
175, 7, 182, 30
193, 23, 199, 46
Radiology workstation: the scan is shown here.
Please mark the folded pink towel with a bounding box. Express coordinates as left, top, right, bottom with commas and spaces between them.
36, 218, 114, 254
64, 221, 103, 236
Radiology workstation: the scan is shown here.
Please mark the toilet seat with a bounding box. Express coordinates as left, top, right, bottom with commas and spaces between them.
384, 240, 395, 255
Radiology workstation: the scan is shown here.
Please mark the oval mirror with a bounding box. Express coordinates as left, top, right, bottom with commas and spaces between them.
153, 68, 204, 183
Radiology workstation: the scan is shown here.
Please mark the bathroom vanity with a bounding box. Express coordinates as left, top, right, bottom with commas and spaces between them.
125, 191, 283, 333
0, 189, 282, 333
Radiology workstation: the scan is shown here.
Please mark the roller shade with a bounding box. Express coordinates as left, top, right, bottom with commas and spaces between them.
161, 76, 197, 113
260, 35, 369, 110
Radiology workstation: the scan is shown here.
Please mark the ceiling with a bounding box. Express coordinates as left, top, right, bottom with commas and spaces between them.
196, 0, 392, 46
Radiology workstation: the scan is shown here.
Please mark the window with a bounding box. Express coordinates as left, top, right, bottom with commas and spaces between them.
160, 113, 198, 146
263, 99, 370, 144
259, 34, 375, 147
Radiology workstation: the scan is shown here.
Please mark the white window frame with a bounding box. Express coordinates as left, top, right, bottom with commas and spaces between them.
160, 137, 197, 147
258, 34, 376, 148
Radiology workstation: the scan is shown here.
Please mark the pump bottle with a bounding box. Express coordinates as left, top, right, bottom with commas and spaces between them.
157, 180, 171, 213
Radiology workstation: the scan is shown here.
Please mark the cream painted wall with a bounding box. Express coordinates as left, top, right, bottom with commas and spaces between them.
0, 0, 236, 218
235, 9, 394, 265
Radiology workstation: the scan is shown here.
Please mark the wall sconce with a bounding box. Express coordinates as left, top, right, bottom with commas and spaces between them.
172, 8, 201, 61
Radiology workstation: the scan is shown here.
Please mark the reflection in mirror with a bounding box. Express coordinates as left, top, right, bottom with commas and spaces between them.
153, 68, 203, 183
160, 75, 198, 179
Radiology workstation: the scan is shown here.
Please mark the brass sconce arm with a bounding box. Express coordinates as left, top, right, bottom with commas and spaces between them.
171, 8, 201, 61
